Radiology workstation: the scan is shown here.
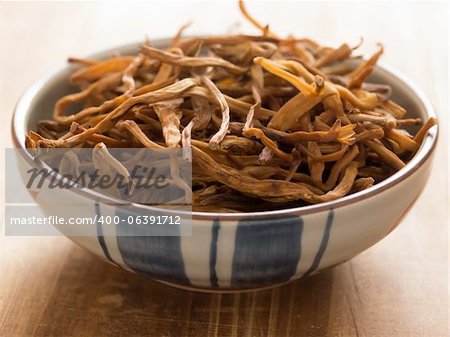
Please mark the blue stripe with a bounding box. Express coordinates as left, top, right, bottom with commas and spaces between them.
94, 202, 117, 265
303, 210, 334, 277
231, 216, 303, 288
209, 220, 220, 287
115, 206, 190, 285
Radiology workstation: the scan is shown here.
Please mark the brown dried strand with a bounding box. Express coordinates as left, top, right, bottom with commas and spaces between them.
116, 120, 166, 150
364, 140, 405, 170
141, 45, 248, 74
171, 21, 192, 47
324, 145, 360, 191
351, 177, 375, 193
385, 128, 420, 153
348, 113, 396, 128
153, 98, 184, 148
69, 56, 135, 84
67, 57, 97, 66
182, 121, 194, 161
202, 77, 230, 149
238, 0, 275, 37
353, 128, 385, 142
243, 128, 292, 162
347, 44, 384, 88
413, 117, 438, 144
314, 43, 353, 68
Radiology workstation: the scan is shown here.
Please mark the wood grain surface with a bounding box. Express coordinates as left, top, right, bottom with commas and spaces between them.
0, 2, 448, 337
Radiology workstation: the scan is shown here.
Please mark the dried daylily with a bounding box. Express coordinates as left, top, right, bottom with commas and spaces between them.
69, 56, 136, 84
141, 45, 248, 75
182, 121, 194, 160
202, 77, 230, 150
191, 96, 212, 131
92, 142, 134, 197
314, 43, 353, 68
152, 98, 184, 147
26, 0, 437, 212
346, 44, 384, 88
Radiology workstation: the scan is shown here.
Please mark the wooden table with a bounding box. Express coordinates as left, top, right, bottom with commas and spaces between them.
0, 2, 448, 336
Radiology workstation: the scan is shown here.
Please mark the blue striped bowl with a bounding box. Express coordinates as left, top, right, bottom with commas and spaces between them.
11, 40, 438, 292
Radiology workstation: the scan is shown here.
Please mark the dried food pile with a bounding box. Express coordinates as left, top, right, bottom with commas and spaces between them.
26, 1, 437, 212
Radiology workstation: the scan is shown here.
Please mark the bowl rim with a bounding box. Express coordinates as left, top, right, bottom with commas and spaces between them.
11, 39, 439, 221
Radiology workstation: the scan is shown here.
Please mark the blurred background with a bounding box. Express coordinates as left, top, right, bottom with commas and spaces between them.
0, 2, 448, 336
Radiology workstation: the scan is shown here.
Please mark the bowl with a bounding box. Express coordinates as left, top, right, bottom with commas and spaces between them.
11, 39, 438, 292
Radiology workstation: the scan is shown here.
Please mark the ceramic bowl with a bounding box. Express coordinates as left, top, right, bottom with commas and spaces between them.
11, 39, 438, 292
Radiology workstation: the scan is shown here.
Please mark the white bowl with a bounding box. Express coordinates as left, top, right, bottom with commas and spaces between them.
11, 39, 439, 292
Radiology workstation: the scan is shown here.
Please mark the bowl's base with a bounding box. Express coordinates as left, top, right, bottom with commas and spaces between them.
151, 256, 360, 293
153, 278, 298, 293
